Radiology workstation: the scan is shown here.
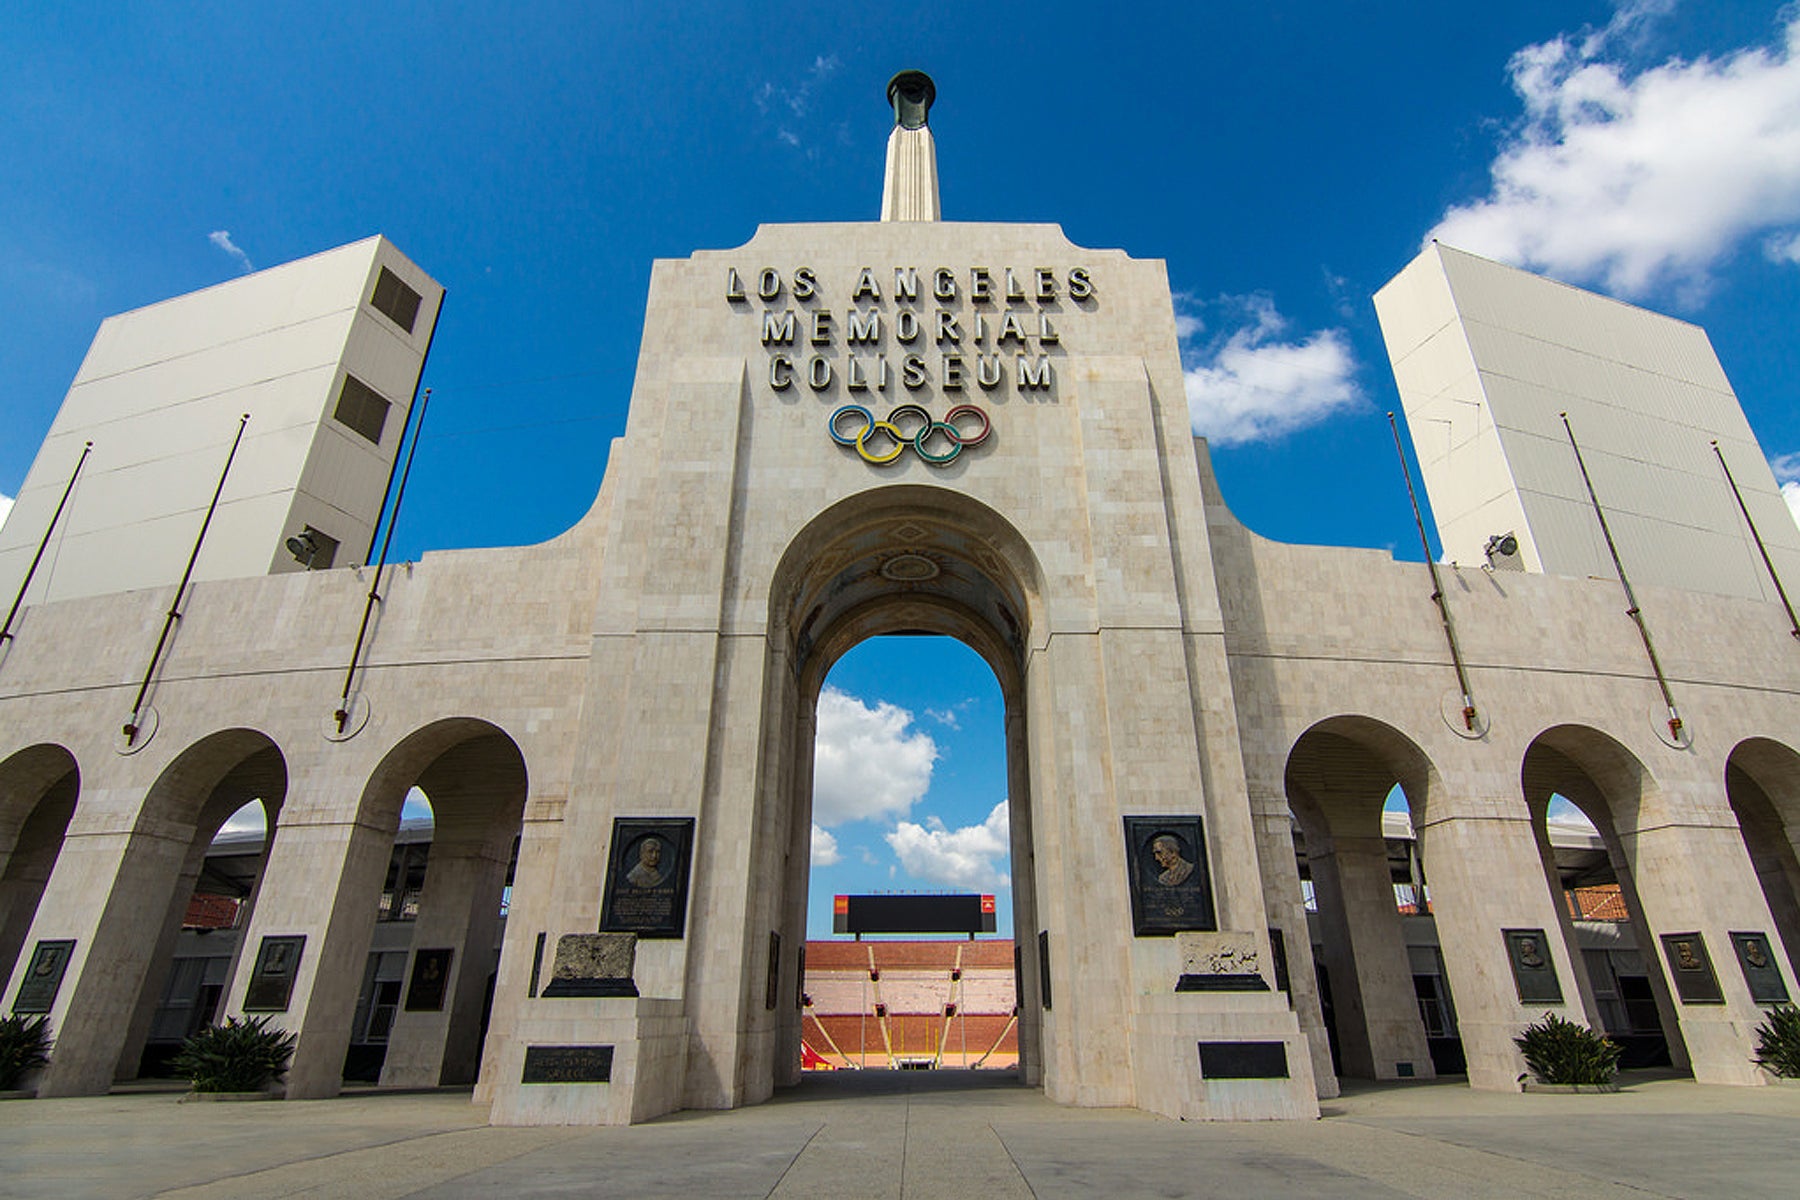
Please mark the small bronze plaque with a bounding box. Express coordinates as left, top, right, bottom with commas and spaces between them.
599, 817, 695, 939
1037, 929, 1052, 1010
12, 939, 74, 1014
1504, 928, 1563, 1004
1731, 931, 1789, 1004
522, 1044, 614, 1084
764, 930, 782, 1011
1123, 816, 1216, 935
1661, 932, 1725, 1004
1198, 1041, 1288, 1079
404, 947, 454, 1012
243, 935, 305, 1012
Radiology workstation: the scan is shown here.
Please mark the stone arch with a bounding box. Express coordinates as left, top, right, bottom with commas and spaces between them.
118, 729, 287, 1081
1521, 724, 1688, 1071
30, 728, 286, 1095
0, 744, 79, 992
342, 718, 528, 1091
754, 485, 1047, 1094
1284, 715, 1448, 1083
1724, 737, 1800, 980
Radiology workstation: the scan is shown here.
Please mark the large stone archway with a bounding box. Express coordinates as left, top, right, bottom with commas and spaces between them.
759, 487, 1048, 1090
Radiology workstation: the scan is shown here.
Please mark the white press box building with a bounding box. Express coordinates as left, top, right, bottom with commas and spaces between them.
4, 74, 1800, 1124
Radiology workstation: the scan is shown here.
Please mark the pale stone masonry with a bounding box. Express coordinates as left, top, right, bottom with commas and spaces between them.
2, 76, 1798, 1126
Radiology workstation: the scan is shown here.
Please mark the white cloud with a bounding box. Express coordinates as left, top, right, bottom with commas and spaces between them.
1428, 11, 1800, 298
208, 230, 253, 274
1767, 454, 1800, 532
1182, 294, 1361, 445
0, 491, 12, 533
812, 685, 936, 826
885, 801, 1011, 890
811, 823, 841, 866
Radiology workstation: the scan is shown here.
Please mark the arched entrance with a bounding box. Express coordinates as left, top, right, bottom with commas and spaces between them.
1724, 738, 1800, 980
761, 486, 1048, 1092
1285, 716, 1454, 1083
1521, 725, 1689, 1072
0, 745, 79, 992
340, 720, 526, 1091
117, 732, 287, 1082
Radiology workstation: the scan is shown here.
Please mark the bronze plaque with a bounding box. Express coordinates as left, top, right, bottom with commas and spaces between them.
243, 934, 305, 1011
521, 1044, 614, 1084
1661, 932, 1725, 1004
1122, 816, 1216, 935
764, 930, 782, 1011
12, 939, 74, 1014
1504, 928, 1563, 1004
1731, 931, 1790, 1004
404, 947, 454, 1012
599, 817, 695, 939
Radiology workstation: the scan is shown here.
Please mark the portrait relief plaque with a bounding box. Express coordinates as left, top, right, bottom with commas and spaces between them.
1731, 931, 1790, 1004
1661, 932, 1725, 1004
1504, 928, 1563, 1004
1122, 815, 1217, 936
12, 939, 75, 1015
404, 947, 454, 1012
599, 817, 696, 939
243, 934, 306, 1011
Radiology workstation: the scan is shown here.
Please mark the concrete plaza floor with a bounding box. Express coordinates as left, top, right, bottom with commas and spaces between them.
5, 1068, 1800, 1198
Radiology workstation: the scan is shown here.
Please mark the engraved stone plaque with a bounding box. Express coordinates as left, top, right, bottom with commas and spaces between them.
12, 939, 74, 1015
542, 932, 639, 997
1504, 928, 1563, 1004
1661, 932, 1725, 1004
599, 817, 695, 939
521, 1044, 614, 1083
1731, 931, 1790, 1004
1175, 931, 1269, 992
1123, 815, 1216, 935
404, 947, 453, 1012
243, 935, 305, 1012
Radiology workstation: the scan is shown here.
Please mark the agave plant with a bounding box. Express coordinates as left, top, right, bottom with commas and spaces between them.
170, 1015, 298, 1093
1514, 1011, 1621, 1086
1753, 1004, 1800, 1078
0, 1014, 51, 1090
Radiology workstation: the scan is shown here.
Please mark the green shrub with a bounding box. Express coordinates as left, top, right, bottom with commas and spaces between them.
0, 1015, 51, 1090
1753, 1004, 1800, 1077
1514, 1011, 1621, 1086
171, 1015, 297, 1093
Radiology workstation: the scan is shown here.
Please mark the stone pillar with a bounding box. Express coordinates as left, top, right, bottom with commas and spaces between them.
11, 817, 192, 1096
1248, 803, 1338, 1099
1417, 808, 1583, 1091
1306, 833, 1434, 1079
1615, 815, 1794, 1085
113, 835, 211, 1080
379, 827, 513, 1087
222, 812, 394, 1099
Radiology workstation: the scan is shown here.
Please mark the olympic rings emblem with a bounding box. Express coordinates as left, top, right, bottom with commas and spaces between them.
828, 404, 991, 466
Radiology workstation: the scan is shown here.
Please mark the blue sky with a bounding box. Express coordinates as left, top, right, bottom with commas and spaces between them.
6, 2, 1800, 933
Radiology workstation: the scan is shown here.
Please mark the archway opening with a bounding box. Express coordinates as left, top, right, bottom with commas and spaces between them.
1724, 739, 1800, 981
1285, 719, 1458, 1084
333, 723, 526, 1093
0, 745, 79, 992
121, 733, 287, 1082
801, 634, 1016, 1072
763, 487, 1047, 1096
1522, 727, 1688, 1073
